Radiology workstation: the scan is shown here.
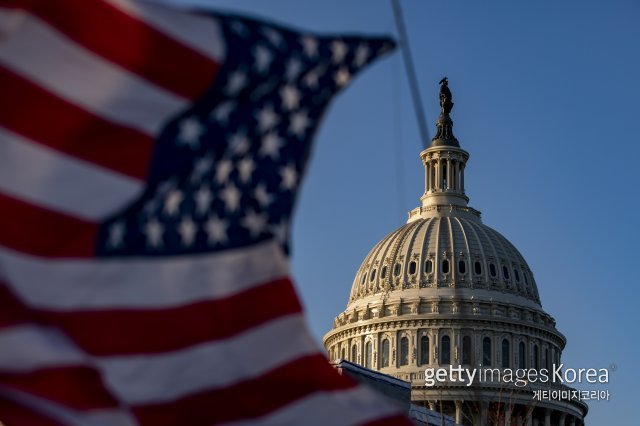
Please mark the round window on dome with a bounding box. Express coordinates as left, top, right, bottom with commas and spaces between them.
370, 269, 376, 281
381, 266, 387, 279
393, 263, 401, 277
489, 263, 497, 277
474, 261, 482, 275
442, 259, 450, 274
502, 265, 510, 280
425, 259, 433, 274
408, 261, 417, 275
458, 260, 466, 274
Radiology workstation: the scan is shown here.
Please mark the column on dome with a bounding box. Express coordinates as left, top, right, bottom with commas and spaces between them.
454, 400, 463, 425
431, 160, 437, 191
558, 412, 567, 425
425, 160, 429, 192
425, 160, 431, 194
432, 159, 437, 191
460, 163, 465, 193
504, 404, 513, 426
479, 401, 489, 426
525, 410, 532, 426
373, 334, 378, 369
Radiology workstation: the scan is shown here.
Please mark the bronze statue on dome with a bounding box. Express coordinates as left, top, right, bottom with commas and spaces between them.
439, 77, 454, 115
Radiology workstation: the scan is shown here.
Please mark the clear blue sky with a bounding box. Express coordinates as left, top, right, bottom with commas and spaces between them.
172, 1, 639, 423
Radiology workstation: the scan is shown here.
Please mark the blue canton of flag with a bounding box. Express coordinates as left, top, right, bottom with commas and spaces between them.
98, 14, 395, 257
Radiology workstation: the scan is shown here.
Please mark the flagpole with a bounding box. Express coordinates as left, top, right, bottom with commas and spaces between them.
391, 0, 430, 148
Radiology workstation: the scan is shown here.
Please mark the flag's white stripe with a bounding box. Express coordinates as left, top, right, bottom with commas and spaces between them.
0, 11, 186, 136
0, 325, 88, 372
98, 314, 318, 404
0, 240, 289, 310
0, 387, 136, 426
0, 315, 319, 406
106, 0, 225, 62
0, 6, 25, 39
0, 127, 143, 221
222, 386, 403, 426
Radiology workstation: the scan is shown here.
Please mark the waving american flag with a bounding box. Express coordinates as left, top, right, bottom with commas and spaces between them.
0, 0, 411, 425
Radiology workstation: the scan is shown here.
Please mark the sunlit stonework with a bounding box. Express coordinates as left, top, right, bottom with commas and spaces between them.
323, 81, 587, 425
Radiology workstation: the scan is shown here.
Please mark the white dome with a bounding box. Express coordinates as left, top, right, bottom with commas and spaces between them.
348, 214, 541, 309
323, 86, 587, 424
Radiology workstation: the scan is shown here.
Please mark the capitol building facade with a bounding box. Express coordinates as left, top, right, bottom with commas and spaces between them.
323, 83, 587, 425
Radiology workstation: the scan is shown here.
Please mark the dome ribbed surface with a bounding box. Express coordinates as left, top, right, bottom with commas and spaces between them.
348, 216, 540, 306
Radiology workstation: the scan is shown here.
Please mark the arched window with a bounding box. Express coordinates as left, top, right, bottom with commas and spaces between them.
393, 263, 401, 277
442, 259, 450, 274
474, 261, 482, 275
381, 266, 387, 279
462, 336, 472, 365
425, 259, 433, 274
365, 341, 373, 369
533, 344, 539, 370
458, 260, 466, 274
501, 339, 510, 368
399, 337, 409, 366
351, 344, 358, 363
409, 261, 417, 275
370, 269, 376, 281
420, 335, 430, 365
482, 337, 492, 366
518, 341, 526, 369
502, 265, 510, 280
489, 263, 497, 277
381, 339, 390, 368
514, 269, 520, 282
440, 335, 451, 364
545, 348, 550, 370
361, 273, 366, 284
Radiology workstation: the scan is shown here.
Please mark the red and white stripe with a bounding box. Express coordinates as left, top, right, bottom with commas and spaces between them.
0, 1, 411, 424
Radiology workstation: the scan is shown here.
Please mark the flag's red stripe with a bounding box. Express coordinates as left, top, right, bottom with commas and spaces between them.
0, 367, 120, 411
361, 414, 414, 426
0, 283, 34, 329
0, 192, 96, 258
0, 284, 121, 411
31, 278, 301, 355
6, 0, 221, 101
132, 354, 356, 426
0, 396, 63, 426
0, 65, 153, 181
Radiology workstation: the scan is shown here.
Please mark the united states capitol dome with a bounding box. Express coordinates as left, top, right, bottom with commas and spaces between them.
347, 211, 541, 310
323, 79, 587, 425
